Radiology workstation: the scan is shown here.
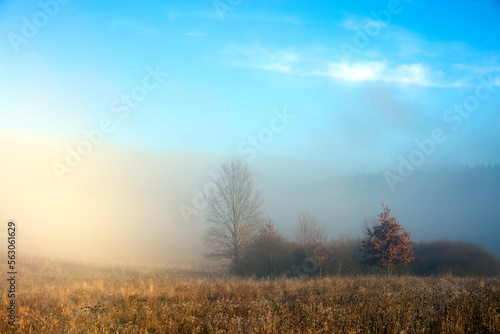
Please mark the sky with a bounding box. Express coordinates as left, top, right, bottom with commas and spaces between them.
1, 0, 500, 262
2, 0, 499, 172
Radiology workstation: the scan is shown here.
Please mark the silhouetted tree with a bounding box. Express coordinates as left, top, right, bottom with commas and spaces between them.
204, 160, 264, 274
361, 204, 414, 276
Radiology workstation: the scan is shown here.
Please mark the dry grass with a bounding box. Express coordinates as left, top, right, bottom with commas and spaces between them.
1, 255, 499, 333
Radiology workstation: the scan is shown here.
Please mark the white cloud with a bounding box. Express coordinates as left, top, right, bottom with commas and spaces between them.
221, 44, 299, 74
322, 61, 385, 81
220, 41, 498, 88
389, 63, 430, 85
316, 61, 436, 86
220, 42, 449, 85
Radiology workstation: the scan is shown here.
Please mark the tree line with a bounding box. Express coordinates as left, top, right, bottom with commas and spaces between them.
203, 160, 500, 277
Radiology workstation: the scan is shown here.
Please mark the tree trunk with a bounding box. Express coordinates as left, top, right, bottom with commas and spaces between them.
268, 247, 272, 279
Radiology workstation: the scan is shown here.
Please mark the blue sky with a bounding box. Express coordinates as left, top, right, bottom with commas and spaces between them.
1, 0, 500, 175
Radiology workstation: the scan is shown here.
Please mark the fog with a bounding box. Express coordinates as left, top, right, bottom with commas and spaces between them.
2, 134, 499, 268
1, 135, 338, 266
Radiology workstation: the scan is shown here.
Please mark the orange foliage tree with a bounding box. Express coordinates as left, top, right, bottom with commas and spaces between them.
361, 204, 414, 276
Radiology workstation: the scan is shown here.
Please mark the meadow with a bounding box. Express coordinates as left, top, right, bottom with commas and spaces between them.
1, 255, 499, 333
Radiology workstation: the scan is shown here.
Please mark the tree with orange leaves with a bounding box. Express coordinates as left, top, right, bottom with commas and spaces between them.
361, 204, 414, 276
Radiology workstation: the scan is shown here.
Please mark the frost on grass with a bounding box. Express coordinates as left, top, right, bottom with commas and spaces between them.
2, 255, 499, 333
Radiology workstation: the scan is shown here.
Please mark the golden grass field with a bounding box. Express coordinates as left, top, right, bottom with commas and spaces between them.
1, 255, 499, 333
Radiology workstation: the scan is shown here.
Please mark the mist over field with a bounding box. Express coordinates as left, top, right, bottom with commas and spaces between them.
2, 134, 499, 268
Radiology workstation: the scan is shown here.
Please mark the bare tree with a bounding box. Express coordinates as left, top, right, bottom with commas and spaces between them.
295, 211, 315, 251
294, 211, 328, 276
204, 160, 264, 273
361, 204, 414, 276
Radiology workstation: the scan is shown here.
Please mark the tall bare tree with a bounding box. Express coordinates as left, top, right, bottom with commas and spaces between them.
204, 160, 264, 273
295, 211, 326, 255
294, 211, 328, 276
361, 204, 414, 276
